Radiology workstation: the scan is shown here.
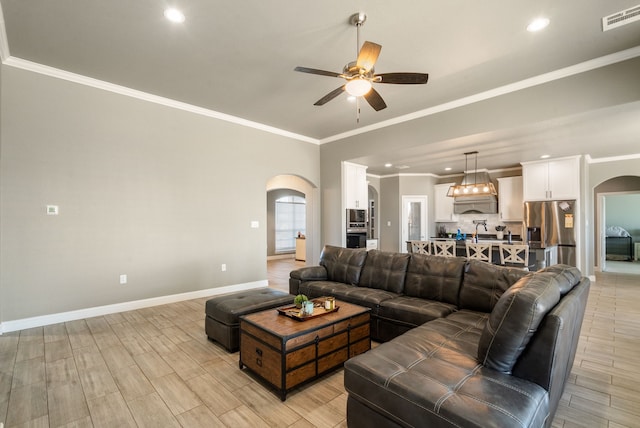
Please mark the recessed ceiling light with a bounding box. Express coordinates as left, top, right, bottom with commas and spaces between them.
540, 154, 550, 159
164, 8, 185, 23
384, 163, 393, 168
527, 17, 550, 32
445, 167, 452, 171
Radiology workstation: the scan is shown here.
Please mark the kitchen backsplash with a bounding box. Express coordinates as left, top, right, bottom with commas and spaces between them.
436, 213, 523, 237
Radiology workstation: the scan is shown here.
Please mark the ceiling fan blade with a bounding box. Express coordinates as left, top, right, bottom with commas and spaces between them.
376, 72, 429, 84
314, 85, 346, 106
364, 87, 387, 111
356, 41, 382, 72
294, 66, 342, 78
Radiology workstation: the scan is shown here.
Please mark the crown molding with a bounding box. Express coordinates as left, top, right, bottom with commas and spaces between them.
319, 45, 640, 145
586, 153, 640, 164
2, 56, 320, 145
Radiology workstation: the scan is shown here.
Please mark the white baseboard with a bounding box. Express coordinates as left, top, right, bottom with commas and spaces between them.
267, 254, 295, 260
588, 275, 597, 282
0, 280, 268, 334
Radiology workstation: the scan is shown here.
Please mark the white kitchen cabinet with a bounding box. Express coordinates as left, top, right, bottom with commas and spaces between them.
434, 183, 457, 222
497, 176, 523, 222
522, 156, 580, 201
343, 162, 368, 209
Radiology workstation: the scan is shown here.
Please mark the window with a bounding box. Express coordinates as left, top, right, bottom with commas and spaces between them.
275, 195, 306, 253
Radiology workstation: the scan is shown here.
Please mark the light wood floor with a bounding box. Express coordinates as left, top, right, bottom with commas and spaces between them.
0, 259, 638, 428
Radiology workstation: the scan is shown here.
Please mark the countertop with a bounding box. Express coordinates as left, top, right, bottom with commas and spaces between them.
429, 236, 524, 245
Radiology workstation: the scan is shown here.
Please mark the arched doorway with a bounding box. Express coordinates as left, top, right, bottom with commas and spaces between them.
266, 174, 320, 265
594, 175, 640, 274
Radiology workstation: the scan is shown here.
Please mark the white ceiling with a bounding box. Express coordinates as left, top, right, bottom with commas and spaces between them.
1, 1, 639, 175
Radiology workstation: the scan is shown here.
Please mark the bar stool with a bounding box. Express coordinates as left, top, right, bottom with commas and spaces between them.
466, 242, 492, 262
411, 241, 431, 255
499, 244, 530, 270
433, 241, 456, 257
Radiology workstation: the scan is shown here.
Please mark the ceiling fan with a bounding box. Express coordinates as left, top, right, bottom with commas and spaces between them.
294, 13, 429, 115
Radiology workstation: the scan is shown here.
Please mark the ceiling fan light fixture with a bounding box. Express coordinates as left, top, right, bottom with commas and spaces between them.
345, 78, 372, 96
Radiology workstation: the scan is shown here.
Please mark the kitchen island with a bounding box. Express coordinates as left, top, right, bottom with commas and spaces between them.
408, 238, 557, 271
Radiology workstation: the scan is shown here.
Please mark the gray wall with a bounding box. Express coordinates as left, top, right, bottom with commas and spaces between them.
378, 176, 399, 252
0, 65, 320, 322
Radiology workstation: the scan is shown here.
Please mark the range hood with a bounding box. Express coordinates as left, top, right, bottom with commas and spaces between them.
452, 171, 498, 214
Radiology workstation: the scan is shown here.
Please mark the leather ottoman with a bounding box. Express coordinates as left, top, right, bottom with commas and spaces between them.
205, 288, 293, 352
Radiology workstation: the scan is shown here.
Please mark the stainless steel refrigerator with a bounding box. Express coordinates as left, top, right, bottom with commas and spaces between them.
524, 200, 577, 266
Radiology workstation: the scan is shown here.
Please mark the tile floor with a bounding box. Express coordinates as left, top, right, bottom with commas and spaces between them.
0, 258, 638, 427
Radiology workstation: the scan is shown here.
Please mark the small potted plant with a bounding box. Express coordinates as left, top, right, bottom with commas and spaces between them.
495, 225, 507, 240
294, 294, 308, 308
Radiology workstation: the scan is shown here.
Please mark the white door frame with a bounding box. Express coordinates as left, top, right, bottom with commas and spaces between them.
401, 195, 428, 253
597, 193, 606, 271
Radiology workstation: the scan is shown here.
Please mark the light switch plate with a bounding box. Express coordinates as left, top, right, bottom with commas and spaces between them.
251, 221, 259, 228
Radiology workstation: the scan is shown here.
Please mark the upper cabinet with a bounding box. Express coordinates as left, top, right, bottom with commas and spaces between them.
522, 156, 580, 201
343, 162, 368, 209
497, 176, 523, 222
434, 183, 457, 222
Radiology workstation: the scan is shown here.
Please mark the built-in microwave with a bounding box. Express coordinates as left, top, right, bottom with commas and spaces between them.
346, 209, 366, 227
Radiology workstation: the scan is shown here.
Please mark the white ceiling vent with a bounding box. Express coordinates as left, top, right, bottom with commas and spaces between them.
602, 4, 640, 31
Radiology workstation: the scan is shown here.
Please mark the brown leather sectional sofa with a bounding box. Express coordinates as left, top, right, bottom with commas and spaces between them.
289, 245, 590, 427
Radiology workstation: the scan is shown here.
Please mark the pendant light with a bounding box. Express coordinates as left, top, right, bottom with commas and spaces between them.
446, 151, 497, 197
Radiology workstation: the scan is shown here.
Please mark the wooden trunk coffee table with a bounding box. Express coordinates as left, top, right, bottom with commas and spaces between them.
239, 299, 370, 400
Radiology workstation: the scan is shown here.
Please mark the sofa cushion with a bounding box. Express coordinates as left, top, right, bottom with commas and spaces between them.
358, 250, 410, 294
300, 280, 397, 313
299, 280, 354, 299
378, 296, 457, 327
459, 260, 530, 312
344, 314, 549, 428
404, 254, 466, 305
478, 272, 561, 374
319, 245, 368, 285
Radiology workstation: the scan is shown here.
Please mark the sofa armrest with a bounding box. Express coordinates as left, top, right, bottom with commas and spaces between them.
290, 266, 328, 281
289, 266, 328, 295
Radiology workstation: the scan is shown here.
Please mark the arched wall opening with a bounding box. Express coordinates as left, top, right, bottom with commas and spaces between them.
266, 174, 320, 265
593, 175, 640, 273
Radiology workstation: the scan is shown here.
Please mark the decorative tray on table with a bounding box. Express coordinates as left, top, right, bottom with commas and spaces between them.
277, 297, 340, 321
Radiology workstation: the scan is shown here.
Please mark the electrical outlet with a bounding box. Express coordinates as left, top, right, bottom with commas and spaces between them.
119, 274, 127, 284
221, 264, 227, 272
